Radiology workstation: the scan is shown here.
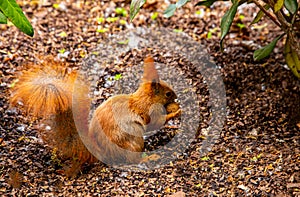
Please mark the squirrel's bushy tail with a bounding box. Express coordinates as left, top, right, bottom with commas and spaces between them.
10, 59, 76, 117
10, 58, 96, 169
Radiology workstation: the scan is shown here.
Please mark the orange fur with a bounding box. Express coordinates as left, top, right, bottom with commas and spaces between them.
88, 57, 180, 164
11, 58, 76, 118
10, 58, 97, 168
11, 55, 181, 172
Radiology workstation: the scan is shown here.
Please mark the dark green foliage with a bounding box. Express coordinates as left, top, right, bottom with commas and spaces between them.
0, 0, 34, 36
250, 4, 270, 25
198, 0, 300, 78
130, 0, 146, 21
195, 0, 222, 7
130, 0, 300, 78
284, 0, 298, 14
163, 4, 177, 18
130, 0, 190, 19
0, 11, 7, 24
220, 1, 239, 50
253, 35, 283, 61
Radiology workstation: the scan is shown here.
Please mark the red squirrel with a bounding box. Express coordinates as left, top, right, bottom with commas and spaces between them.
10, 55, 181, 173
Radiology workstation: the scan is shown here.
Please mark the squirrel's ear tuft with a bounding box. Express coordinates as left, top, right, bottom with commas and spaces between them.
143, 55, 159, 83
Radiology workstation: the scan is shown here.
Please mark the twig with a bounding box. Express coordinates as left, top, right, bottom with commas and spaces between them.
252, 0, 281, 27
275, 11, 291, 30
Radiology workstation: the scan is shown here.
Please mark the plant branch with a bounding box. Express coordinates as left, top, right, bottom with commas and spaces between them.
252, 0, 281, 27
290, 6, 299, 25
275, 11, 291, 30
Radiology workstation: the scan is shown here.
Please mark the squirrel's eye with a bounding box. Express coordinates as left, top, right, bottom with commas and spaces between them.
166, 91, 172, 97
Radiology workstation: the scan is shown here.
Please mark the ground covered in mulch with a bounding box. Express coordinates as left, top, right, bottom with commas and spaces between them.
0, 0, 300, 196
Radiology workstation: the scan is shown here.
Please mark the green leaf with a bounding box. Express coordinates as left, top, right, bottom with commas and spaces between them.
58, 31, 67, 37
92, 51, 99, 55
176, 0, 189, 8
97, 27, 109, 33
130, 0, 146, 21
0, 11, 7, 24
251, 156, 258, 161
284, 0, 298, 14
201, 156, 210, 161
237, 23, 245, 29
251, 4, 270, 25
142, 152, 148, 158
8, 79, 18, 88
58, 48, 66, 54
207, 31, 212, 39
151, 12, 158, 20
0, 0, 34, 36
106, 17, 119, 22
115, 7, 128, 17
97, 17, 105, 23
253, 35, 283, 61
195, 10, 203, 15
220, 1, 239, 50
53, 4, 59, 9
173, 28, 183, 33
114, 74, 122, 80
119, 19, 127, 25
195, 0, 219, 7
284, 38, 300, 78
274, 0, 284, 12
195, 183, 202, 188
163, 4, 177, 18
239, 14, 245, 20
117, 39, 129, 44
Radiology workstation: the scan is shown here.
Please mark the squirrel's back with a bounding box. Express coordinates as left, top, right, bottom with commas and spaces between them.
88, 94, 145, 164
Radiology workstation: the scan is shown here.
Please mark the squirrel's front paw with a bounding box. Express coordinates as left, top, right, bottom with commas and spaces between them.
173, 109, 181, 117
166, 102, 180, 113
166, 109, 181, 121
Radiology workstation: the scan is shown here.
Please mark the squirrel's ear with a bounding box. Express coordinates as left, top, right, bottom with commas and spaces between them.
143, 55, 160, 83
